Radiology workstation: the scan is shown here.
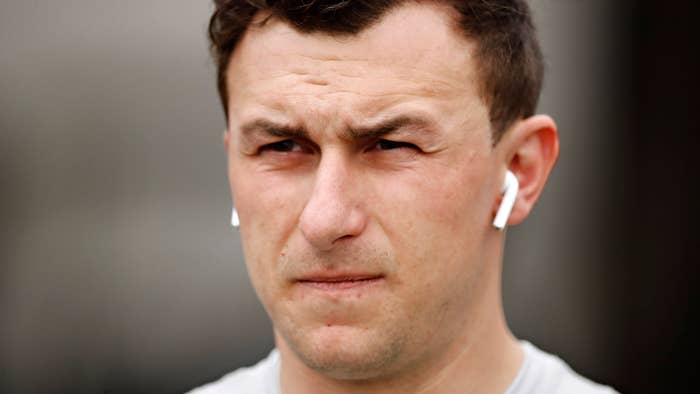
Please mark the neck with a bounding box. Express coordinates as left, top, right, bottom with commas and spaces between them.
278, 241, 522, 394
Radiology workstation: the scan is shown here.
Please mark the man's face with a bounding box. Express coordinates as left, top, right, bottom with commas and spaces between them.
225, 3, 503, 379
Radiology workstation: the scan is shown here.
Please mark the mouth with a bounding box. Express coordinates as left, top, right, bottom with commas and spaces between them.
296, 274, 385, 291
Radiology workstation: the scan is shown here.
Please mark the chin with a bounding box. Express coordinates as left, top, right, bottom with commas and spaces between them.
282, 323, 407, 380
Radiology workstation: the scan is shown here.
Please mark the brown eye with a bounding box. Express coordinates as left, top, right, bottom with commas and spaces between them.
261, 140, 300, 153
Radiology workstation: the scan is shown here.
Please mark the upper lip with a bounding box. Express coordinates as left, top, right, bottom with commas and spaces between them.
297, 272, 384, 282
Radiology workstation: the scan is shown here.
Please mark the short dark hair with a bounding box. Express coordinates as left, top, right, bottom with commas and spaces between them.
209, 0, 544, 142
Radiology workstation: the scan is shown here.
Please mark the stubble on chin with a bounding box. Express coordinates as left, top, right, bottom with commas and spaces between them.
277, 321, 409, 381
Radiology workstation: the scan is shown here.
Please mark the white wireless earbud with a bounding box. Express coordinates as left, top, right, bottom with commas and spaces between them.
492, 170, 519, 230
231, 206, 240, 228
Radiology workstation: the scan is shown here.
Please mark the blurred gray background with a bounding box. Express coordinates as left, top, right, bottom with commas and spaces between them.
1, 1, 695, 393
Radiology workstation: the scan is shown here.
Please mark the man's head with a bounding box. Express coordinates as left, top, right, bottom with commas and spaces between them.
212, 0, 559, 385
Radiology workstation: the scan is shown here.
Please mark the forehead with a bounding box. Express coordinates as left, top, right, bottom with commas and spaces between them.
226, 2, 483, 126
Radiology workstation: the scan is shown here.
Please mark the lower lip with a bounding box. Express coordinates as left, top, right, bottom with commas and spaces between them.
297, 277, 384, 292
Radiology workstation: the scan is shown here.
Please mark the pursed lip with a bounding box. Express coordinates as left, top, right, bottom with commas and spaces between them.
295, 272, 385, 291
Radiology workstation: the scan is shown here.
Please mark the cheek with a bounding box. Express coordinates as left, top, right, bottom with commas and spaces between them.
233, 163, 305, 236
376, 158, 492, 303
379, 158, 491, 238
231, 167, 307, 295
387, 217, 483, 351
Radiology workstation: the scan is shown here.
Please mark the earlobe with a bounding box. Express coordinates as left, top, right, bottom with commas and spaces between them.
499, 114, 559, 226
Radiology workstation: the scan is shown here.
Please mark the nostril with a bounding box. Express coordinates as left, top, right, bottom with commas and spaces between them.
336, 234, 354, 242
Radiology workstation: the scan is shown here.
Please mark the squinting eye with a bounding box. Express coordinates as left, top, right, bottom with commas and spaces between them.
260, 140, 301, 153
374, 139, 418, 151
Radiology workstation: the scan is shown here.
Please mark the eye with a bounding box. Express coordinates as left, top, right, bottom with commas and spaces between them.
371, 139, 419, 151
260, 140, 303, 153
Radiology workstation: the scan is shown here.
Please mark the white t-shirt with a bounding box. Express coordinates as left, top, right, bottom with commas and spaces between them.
188, 341, 617, 394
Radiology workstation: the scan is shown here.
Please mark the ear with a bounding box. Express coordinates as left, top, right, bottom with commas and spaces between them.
497, 114, 559, 226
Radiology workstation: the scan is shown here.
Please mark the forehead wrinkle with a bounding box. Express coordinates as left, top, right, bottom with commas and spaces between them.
249, 83, 471, 133
231, 36, 479, 114
292, 57, 467, 94
240, 71, 482, 134
257, 74, 460, 104
263, 43, 471, 92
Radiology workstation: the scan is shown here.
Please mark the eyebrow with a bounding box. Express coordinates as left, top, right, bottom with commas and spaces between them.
348, 115, 435, 139
239, 119, 309, 139
238, 115, 435, 141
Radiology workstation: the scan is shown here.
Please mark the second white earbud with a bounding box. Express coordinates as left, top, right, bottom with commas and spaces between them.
231, 206, 240, 228
492, 170, 519, 230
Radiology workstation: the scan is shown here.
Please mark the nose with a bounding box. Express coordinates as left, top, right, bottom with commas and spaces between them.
298, 152, 368, 252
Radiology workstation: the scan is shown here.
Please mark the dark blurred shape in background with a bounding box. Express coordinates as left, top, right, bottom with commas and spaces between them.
0, 1, 695, 393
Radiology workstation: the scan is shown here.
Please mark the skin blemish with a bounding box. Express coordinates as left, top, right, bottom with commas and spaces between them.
303, 77, 330, 86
